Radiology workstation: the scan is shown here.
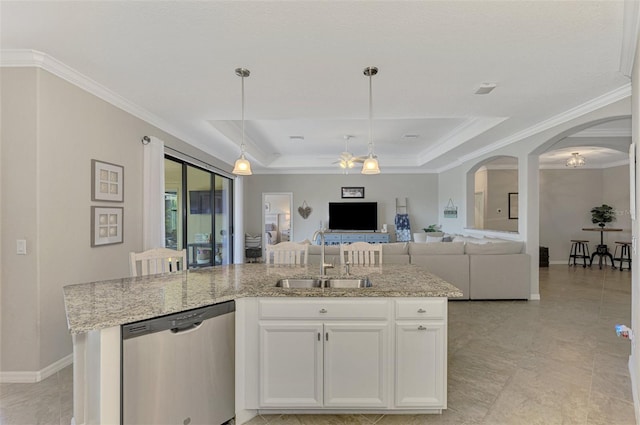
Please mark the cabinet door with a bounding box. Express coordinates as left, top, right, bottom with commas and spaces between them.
324, 323, 389, 407
395, 322, 445, 408
259, 323, 323, 407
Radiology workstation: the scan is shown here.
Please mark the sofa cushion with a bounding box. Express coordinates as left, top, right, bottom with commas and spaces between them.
409, 241, 465, 255
308, 245, 341, 255
465, 241, 524, 255
453, 235, 489, 244
382, 242, 409, 255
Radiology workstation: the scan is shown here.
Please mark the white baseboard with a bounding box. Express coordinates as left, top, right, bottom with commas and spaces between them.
0, 354, 72, 383
549, 260, 567, 265
530, 293, 541, 300
629, 354, 640, 425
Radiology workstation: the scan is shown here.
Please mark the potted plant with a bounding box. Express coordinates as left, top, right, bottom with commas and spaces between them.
423, 224, 441, 233
590, 204, 616, 228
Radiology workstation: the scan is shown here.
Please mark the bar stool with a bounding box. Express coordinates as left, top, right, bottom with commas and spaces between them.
613, 241, 632, 271
568, 240, 590, 268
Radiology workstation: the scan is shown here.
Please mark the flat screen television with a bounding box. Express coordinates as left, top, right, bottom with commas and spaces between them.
328, 202, 377, 231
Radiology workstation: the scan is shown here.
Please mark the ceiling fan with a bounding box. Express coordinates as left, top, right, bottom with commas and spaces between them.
333, 135, 367, 171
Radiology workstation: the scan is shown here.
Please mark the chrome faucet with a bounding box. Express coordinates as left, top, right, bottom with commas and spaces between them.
312, 229, 334, 277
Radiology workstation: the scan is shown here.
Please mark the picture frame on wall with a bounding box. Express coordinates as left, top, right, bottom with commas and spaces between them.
341, 187, 365, 199
92, 159, 124, 202
91, 206, 124, 246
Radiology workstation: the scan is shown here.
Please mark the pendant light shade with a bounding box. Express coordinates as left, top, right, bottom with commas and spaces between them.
362, 66, 380, 175
232, 67, 252, 176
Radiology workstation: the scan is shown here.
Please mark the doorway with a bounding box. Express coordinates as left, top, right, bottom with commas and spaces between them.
262, 193, 293, 255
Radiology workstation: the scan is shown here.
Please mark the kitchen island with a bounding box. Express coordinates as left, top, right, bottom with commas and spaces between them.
63, 263, 462, 424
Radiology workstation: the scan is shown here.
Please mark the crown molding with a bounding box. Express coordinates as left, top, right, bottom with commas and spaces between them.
436, 83, 632, 173
570, 127, 632, 138
0, 49, 226, 163
417, 116, 508, 165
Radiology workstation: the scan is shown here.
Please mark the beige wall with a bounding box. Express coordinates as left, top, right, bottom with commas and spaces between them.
0, 68, 221, 373
1, 68, 40, 370
539, 165, 630, 263
485, 169, 519, 232
243, 174, 439, 243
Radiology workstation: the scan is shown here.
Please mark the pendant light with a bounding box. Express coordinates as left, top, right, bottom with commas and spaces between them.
232, 67, 252, 176
362, 66, 381, 175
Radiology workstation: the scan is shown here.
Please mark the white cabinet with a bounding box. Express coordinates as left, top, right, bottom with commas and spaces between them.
324, 323, 388, 407
394, 299, 447, 409
241, 297, 448, 415
259, 323, 323, 407
395, 322, 445, 407
257, 299, 390, 409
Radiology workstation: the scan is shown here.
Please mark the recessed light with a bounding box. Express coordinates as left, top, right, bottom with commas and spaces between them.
475, 82, 497, 95
289, 135, 304, 141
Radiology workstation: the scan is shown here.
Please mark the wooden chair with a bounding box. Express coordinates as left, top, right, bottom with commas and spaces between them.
265, 242, 309, 265
129, 248, 187, 277
340, 242, 383, 266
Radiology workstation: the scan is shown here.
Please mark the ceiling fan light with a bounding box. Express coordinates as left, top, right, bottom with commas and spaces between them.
362, 155, 380, 174
232, 154, 252, 175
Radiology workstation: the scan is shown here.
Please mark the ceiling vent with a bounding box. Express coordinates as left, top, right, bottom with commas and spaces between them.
475, 82, 497, 95
289, 135, 305, 141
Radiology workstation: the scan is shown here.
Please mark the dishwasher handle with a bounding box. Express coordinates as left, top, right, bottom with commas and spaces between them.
170, 321, 203, 335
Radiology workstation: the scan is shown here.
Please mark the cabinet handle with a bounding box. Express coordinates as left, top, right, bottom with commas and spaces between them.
418, 325, 427, 331
318, 332, 321, 341
326, 332, 329, 341
319, 308, 327, 313
417, 308, 426, 313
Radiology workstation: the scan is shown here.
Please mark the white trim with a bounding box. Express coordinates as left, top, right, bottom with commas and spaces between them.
529, 293, 541, 301
539, 158, 630, 170
0, 353, 72, 383
0, 49, 225, 165
629, 354, 640, 425
436, 84, 632, 173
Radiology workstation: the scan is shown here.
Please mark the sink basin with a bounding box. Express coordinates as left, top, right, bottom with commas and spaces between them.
275, 279, 323, 288
327, 278, 372, 288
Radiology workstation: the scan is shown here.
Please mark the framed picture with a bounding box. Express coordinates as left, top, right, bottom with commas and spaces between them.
508, 192, 519, 219
92, 159, 124, 202
91, 206, 124, 246
341, 187, 365, 199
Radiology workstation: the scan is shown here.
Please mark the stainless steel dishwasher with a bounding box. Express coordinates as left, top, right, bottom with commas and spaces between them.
121, 301, 235, 425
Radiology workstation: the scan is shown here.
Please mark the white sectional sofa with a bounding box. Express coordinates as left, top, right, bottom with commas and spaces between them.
307, 238, 530, 300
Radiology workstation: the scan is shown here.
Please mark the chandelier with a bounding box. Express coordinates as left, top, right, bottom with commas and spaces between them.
566, 152, 585, 168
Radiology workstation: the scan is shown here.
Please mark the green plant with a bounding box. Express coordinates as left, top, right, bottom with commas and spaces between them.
423, 224, 440, 232
590, 204, 616, 227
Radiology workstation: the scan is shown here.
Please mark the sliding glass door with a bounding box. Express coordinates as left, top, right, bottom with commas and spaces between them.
164, 156, 234, 267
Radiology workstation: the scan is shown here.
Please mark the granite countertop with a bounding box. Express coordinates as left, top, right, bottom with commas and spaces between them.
63, 263, 463, 334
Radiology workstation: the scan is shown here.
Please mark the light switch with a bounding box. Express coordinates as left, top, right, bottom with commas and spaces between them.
16, 239, 27, 255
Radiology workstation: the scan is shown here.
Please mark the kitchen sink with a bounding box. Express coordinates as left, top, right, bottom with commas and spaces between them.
275, 279, 323, 288
326, 278, 372, 288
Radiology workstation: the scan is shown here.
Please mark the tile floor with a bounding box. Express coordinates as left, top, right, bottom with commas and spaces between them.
0, 265, 635, 425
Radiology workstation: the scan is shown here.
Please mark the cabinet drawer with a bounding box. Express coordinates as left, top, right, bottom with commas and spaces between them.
342, 234, 366, 243
366, 234, 389, 243
395, 299, 446, 320
260, 299, 390, 320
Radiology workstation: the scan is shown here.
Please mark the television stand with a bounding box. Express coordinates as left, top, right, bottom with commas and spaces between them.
315, 231, 390, 245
